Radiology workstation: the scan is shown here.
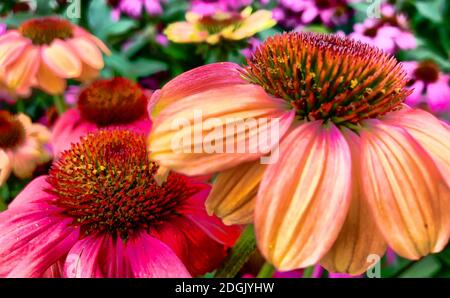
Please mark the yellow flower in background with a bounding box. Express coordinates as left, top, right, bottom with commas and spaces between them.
164, 7, 276, 45
0, 111, 51, 185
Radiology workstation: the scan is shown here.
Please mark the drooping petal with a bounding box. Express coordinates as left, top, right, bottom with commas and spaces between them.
360, 120, 450, 260
64, 234, 106, 278
179, 186, 241, 246
36, 59, 66, 95
224, 10, 276, 41
164, 22, 208, 44
0, 36, 29, 68
68, 36, 104, 69
42, 40, 82, 78
4, 45, 39, 91
206, 160, 266, 225
255, 121, 352, 270
125, 232, 191, 278
0, 208, 79, 278
151, 217, 229, 276
150, 84, 294, 176
8, 175, 55, 208
321, 129, 387, 275
151, 62, 246, 117
0, 150, 12, 186
383, 109, 450, 186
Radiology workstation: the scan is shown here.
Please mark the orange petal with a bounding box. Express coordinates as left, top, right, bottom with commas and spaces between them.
0, 150, 12, 186
36, 60, 66, 95
383, 109, 450, 186
321, 128, 386, 275
206, 160, 266, 225
152, 62, 246, 118
4, 45, 39, 91
73, 27, 111, 55
42, 40, 82, 78
360, 120, 450, 260
77, 62, 100, 82
149, 84, 294, 176
0, 36, 29, 68
255, 121, 352, 270
68, 37, 104, 69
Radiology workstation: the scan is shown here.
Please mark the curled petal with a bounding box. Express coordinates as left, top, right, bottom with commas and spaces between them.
206, 160, 266, 225
255, 121, 352, 270
150, 84, 294, 176
321, 129, 386, 275
151, 62, 246, 117
361, 120, 450, 260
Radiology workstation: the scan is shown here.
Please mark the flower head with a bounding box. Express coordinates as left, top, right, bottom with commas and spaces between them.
0, 129, 239, 277
0, 111, 51, 185
148, 32, 450, 275
164, 7, 276, 45
0, 17, 110, 96
51, 77, 152, 156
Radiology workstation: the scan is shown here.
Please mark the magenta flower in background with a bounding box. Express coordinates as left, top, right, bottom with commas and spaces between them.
349, 3, 416, 54
191, 0, 252, 15
109, 0, 164, 20
402, 60, 450, 117
273, 0, 352, 29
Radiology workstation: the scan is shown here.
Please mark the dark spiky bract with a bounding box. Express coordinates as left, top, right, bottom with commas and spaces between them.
0, 111, 25, 149
242, 32, 410, 125
77, 77, 148, 126
47, 129, 201, 239
19, 17, 73, 45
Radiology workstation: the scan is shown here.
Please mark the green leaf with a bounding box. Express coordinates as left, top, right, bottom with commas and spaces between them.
105, 20, 137, 37
414, 0, 445, 23
398, 256, 441, 278
130, 59, 168, 77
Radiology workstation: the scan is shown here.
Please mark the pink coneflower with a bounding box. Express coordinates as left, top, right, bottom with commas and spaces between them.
51, 77, 152, 156
402, 60, 450, 117
0, 111, 51, 185
349, 4, 416, 54
0, 17, 110, 96
148, 32, 450, 274
0, 129, 240, 277
273, 0, 352, 29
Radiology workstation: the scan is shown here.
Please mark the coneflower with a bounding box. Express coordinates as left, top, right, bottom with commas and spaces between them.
148, 32, 450, 274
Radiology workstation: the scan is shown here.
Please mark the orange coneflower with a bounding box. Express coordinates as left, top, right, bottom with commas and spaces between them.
0, 111, 51, 185
148, 32, 450, 274
0, 17, 110, 96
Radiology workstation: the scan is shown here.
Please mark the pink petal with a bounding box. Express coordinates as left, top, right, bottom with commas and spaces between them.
8, 176, 55, 209
64, 234, 106, 278
125, 232, 191, 278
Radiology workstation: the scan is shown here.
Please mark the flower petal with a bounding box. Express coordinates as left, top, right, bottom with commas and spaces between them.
0, 150, 12, 186
206, 160, 266, 225
321, 129, 386, 275
255, 121, 352, 270
4, 45, 39, 91
125, 232, 191, 278
164, 21, 208, 44
0, 36, 29, 68
360, 120, 450, 260
68, 36, 104, 69
42, 40, 82, 78
150, 84, 294, 176
64, 234, 106, 278
383, 109, 450, 186
36, 59, 66, 95
151, 62, 246, 117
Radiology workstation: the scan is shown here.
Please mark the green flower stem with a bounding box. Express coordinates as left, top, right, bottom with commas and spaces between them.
53, 95, 67, 115
302, 266, 315, 278
256, 262, 275, 278
214, 225, 257, 278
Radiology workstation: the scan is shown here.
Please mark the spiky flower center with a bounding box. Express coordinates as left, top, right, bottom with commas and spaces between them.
413, 61, 439, 84
19, 17, 73, 45
243, 32, 410, 126
0, 111, 25, 149
47, 129, 200, 239
77, 78, 148, 126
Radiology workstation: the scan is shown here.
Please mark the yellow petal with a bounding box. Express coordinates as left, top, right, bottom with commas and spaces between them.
42, 40, 82, 78
255, 121, 352, 270
224, 10, 276, 40
206, 160, 266, 225
361, 120, 450, 260
4, 45, 39, 91
321, 128, 387, 275
36, 61, 66, 95
164, 22, 208, 43
69, 37, 104, 69
0, 150, 12, 186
